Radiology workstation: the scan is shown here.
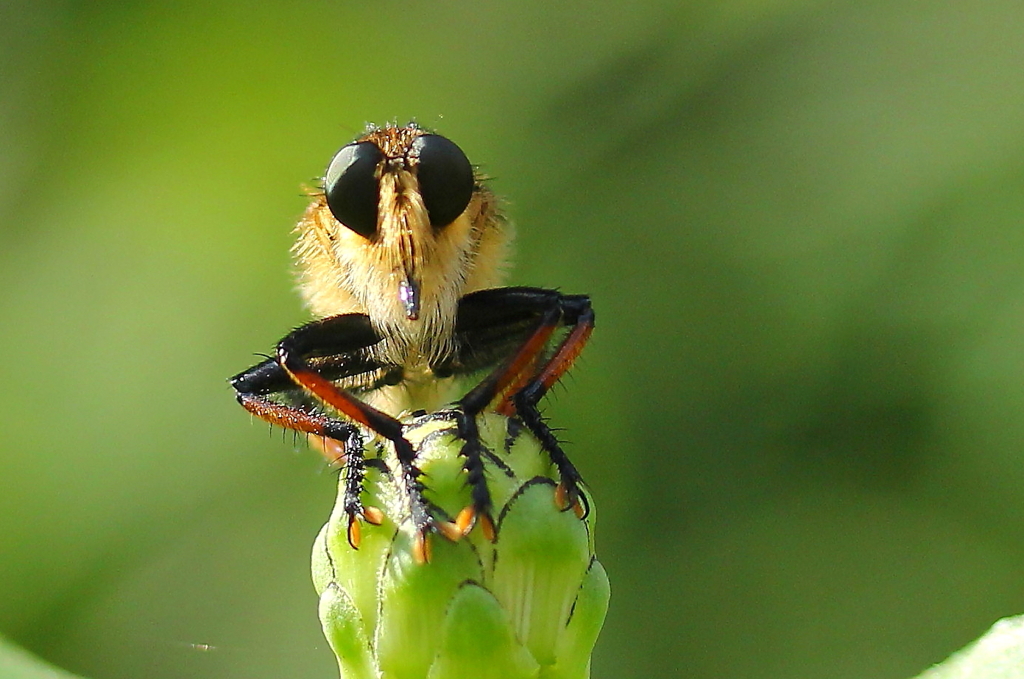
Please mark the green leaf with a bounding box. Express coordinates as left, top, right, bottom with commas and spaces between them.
913, 615, 1024, 679
375, 529, 484, 679
427, 583, 539, 679
489, 481, 592, 666
544, 560, 611, 679
318, 583, 377, 679
0, 637, 88, 679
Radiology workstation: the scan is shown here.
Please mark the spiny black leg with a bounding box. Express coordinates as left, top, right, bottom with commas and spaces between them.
233, 393, 386, 547
450, 409, 496, 540
458, 304, 562, 416
340, 428, 366, 517
449, 289, 594, 522
273, 336, 435, 560
386, 426, 434, 558
512, 384, 588, 517
452, 302, 559, 542
509, 300, 594, 516
232, 313, 435, 560
339, 428, 389, 549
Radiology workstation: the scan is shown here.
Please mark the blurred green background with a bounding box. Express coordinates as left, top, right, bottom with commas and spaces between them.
4, 1, 1024, 678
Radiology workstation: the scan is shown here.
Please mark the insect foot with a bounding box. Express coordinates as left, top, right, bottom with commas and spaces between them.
311, 408, 608, 679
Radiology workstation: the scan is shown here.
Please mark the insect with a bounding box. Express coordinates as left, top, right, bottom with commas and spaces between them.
230, 123, 593, 562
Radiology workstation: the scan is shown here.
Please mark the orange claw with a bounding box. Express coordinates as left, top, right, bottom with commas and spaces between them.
554, 482, 572, 511
479, 512, 496, 542
412, 531, 432, 565
362, 506, 385, 525
347, 515, 362, 549
455, 506, 477, 536
572, 497, 586, 519
436, 520, 464, 542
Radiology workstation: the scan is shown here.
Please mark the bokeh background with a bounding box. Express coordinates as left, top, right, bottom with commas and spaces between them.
4, 1, 1024, 678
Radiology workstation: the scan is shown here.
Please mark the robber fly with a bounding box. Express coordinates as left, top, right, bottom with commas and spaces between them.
230, 123, 593, 562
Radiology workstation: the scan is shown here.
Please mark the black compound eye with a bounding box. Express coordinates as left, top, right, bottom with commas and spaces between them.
411, 134, 475, 227
324, 141, 383, 239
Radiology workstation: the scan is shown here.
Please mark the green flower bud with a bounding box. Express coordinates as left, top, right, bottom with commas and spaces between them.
312, 409, 609, 679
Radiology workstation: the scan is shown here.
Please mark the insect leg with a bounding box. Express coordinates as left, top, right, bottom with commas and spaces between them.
446, 288, 594, 529
272, 318, 434, 560
508, 297, 594, 515
499, 294, 593, 515
233, 392, 379, 546
230, 315, 427, 554
336, 427, 390, 549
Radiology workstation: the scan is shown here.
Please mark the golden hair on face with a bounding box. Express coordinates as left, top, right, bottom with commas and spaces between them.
294, 123, 512, 368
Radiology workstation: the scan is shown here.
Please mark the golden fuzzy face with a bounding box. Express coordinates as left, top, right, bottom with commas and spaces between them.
293, 124, 511, 364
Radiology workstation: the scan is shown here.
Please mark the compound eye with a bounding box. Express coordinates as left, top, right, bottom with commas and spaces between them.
324, 141, 383, 239
411, 134, 475, 227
